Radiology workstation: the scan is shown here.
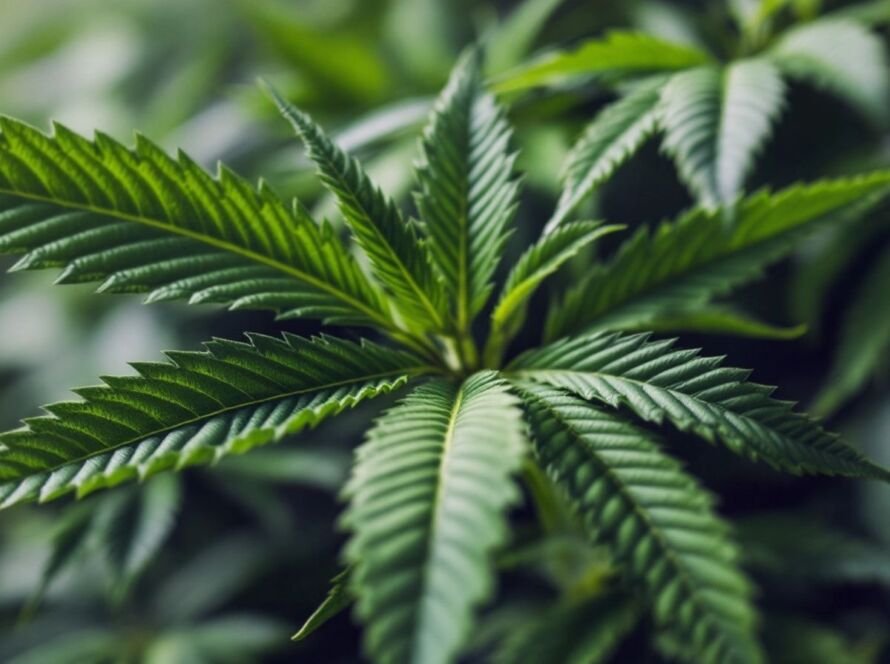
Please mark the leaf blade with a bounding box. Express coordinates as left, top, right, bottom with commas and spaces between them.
0, 335, 426, 509
517, 382, 762, 664
344, 372, 526, 664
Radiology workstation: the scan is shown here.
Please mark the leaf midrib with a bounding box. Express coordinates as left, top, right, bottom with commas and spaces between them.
0, 188, 395, 331
413, 381, 463, 660
3, 368, 429, 482
523, 387, 739, 657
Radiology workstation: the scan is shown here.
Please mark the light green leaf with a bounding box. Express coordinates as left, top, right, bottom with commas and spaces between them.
0, 118, 391, 329
769, 18, 890, 124
266, 86, 448, 332
492, 31, 712, 94
545, 173, 890, 340
292, 569, 352, 641
511, 332, 890, 481
658, 60, 785, 207
814, 245, 890, 415
485, 0, 567, 74
625, 306, 807, 340
343, 372, 526, 664
485, 221, 624, 366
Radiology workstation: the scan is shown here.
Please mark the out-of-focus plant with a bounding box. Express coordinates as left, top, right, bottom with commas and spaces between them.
2, 1, 890, 663
0, 36, 889, 662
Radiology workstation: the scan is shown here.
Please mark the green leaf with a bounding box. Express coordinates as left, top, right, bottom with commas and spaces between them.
493, 31, 712, 94
511, 332, 890, 481
99, 473, 181, 594
658, 60, 785, 207
0, 335, 426, 509
545, 173, 890, 340
414, 49, 520, 330
266, 86, 447, 333
626, 306, 807, 340
147, 615, 287, 664
739, 513, 890, 586
343, 372, 526, 664
548, 76, 663, 231
517, 382, 762, 664
489, 595, 639, 664
151, 534, 269, 623
0, 118, 391, 329
485, 221, 624, 366
814, 245, 890, 415
485, 0, 567, 74
292, 569, 352, 641
769, 18, 890, 124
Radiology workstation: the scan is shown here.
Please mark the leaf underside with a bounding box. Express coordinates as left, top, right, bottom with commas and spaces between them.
518, 382, 762, 664
0, 335, 422, 509
343, 372, 525, 664
512, 332, 890, 481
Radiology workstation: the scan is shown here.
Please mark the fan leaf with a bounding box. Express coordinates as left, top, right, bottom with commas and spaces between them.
545, 173, 890, 340
769, 18, 890, 124
415, 49, 520, 329
343, 372, 525, 664
0, 335, 427, 509
658, 60, 785, 208
548, 76, 663, 232
814, 245, 890, 415
0, 119, 391, 328
266, 87, 447, 333
517, 382, 762, 664
511, 332, 890, 481
493, 31, 712, 94
485, 221, 623, 366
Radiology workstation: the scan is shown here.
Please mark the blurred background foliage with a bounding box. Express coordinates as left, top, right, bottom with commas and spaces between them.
1, 0, 890, 661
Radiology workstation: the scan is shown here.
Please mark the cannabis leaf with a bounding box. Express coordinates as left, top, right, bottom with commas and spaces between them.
1, 44, 888, 664
659, 59, 785, 208
0, 335, 424, 508
814, 245, 890, 414
546, 174, 890, 340
267, 86, 448, 334
415, 49, 519, 332
518, 382, 763, 664
517, 16, 889, 224
493, 31, 712, 94
0, 120, 392, 329
343, 372, 525, 664
512, 332, 890, 480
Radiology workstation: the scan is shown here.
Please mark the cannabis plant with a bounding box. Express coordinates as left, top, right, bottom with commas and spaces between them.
1, 47, 889, 664
497, 2, 889, 228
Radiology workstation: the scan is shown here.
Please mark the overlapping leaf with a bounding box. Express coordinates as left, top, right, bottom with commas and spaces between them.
518, 382, 762, 664
414, 50, 519, 329
267, 87, 447, 332
343, 372, 525, 664
493, 31, 711, 94
545, 173, 890, 339
658, 60, 785, 208
512, 332, 890, 480
769, 18, 890, 124
0, 335, 425, 509
485, 221, 623, 365
814, 245, 890, 414
547, 77, 663, 231
0, 119, 391, 328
